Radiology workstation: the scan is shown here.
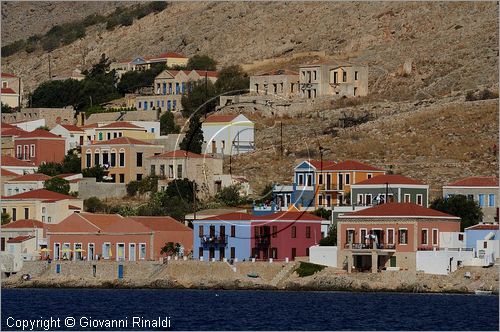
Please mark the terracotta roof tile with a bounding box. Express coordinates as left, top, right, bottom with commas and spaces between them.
145, 52, 188, 60
204, 114, 239, 123
81, 123, 100, 129
3, 219, 44, 229
149, 150, 209, 159
192, 70, 218, 78
465, 224, 499, 231
16, 129, 63, 139
252, 211, 324, 221
1, 122, 16, 129
2, 188, 75, 201
7, 235, 34, 243
93, 137, 152, 146
128, 216, 192, 231
354, 174, 425, 186
201, 212, 253, 221
1, 168, 18, 177
447, 176, 499, 187
1, 72, 17, 78
1, 156, 36, 167
100, 121, 143, 129
1, 127, 27, 136
341, 202, 458, 219
60, 124, 84, 132
307, 160, 337, 170
330, 160, 384, 171
1, 88, 16, 94
10, 173, 52, 182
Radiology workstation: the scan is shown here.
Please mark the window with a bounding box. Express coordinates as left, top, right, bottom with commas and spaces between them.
231, 225, 236, 237
417, 194, 423, 206
483, 241, 488, 249
177, 164, 182, 178
355, 71, 359, 80
489, 194, 496, 207
30, 144, 35, 157
16, 145, 22, 158
136, 174, 142, 181
346, 229, 355, 244
119, 152, 125, 167
432, 229, 438, 246
199, 225, 204, 237
136, 153, 143, 167
291, 248, 296, 259
12, 208, 16, 221
168, 165, 174, 178
24, 208, 29, 219
421, 229, 428, 245
150, 165, 156, 175
307, 174, 312, 186
398, 229, 408, 245
357, 194, 363, 205
209, 225, 215, 237
478, 194, 485, 207
365, 194, 372, 205
298, 174, 304, 185
220, 225, 225, 237
343, 71, 347, 82
318, 195, 323, 206
326, 195, 331, 207
272, 226, 277, 238
86, 153, 91, 168
199, 247, 204, 258
318, 174, 323, 185
360, 229, 367, 243
119, 174, 125, 183
367, 173, 373, 179
47, 217, 52, 223
404, 194, 411, 203
110, 152, 116, 167
230, 247, 235, 259
94, 153, 100, 165
467, 194, 474, 201
107, 133, 111, 140
458, 234, 464, 241
139, 243, 146, 260
306, 226, 311, 239
291, 226, 296, 238
345, 173, 350, 185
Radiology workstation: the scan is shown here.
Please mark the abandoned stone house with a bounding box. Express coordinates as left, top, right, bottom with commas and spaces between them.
249, 69, 300, 98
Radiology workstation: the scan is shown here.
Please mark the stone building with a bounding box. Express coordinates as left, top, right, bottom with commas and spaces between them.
299, 61, 368, 99
1, 107, 75, 129
110, 52, 189, 79
249, 69, 300, 97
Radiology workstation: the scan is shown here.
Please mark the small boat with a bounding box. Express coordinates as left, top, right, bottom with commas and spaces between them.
474, 290, 493, 295
247, 272, 259, 278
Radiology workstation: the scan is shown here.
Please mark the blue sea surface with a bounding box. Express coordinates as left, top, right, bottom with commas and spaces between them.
1, 289, 498, 331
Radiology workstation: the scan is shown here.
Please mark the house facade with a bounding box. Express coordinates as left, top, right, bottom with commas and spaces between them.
2, 123, 27, 156
249, 69, 300, 97
135, 69, 218, 112
299, 61, 368, 99
50, 124, 84, 152
1, 219, 45, 253
1, 72, 22, 108
1, 189, 83, 224
350, 174, 429, 207
93, 121, 155, 142
443, 176, 499, 223
4, 173, 51, 196
337, 203, 461, 273
82, 137, 163, 183
110, 52, 189, 78
146, 150, 223, 198
201, 114, 255, 156
14, 129, 66, 166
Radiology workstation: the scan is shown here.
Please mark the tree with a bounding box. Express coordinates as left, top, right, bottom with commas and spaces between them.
216, 185, 242, 207
313, 208, 332, 220
1, 212, 11, 225
258, 183, 274, 203
126, 180, 140, 197
83, 197, 106, 213
31, 79, 82, 109
136, 193, 191, 221
117, 63, 164, 94
82, 165, 106, 181
214, 65, 249, 96
160, 242, 181, 256
159, 111, 180, 135
319, 225, 337, 246
164, 178, 197, 204
430, 195, 483, 231
1, 103, 14, 113
138, 176, 159, 195
61, 151, 81, 173
36, 125, 50, 131
37, 162, 63, 176
179, 115, 204, 154
180, 79, 217, 118
187, 54, 217, 71
44, 177, 70, 195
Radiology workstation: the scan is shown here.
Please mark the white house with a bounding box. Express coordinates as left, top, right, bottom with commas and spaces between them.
50, 124, 85, 152
4, 173, 51, 196
1, 156, 37, 175
13, 119, 46, 132
128, 121, 160, 138
201, 114, 255, 156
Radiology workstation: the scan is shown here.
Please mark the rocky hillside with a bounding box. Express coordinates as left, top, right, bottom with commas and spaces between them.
1, 1, 132, 44
2, 1, 498, 99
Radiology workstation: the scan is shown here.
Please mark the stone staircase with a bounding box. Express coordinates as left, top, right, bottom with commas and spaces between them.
270, 261, 298, 288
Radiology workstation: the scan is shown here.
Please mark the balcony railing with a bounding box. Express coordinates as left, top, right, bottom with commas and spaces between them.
200, 235, 228, 246
254, 236, 271, 247
344, 243, 396, 250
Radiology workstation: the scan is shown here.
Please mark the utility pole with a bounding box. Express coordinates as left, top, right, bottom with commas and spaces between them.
280, 121, 283, 156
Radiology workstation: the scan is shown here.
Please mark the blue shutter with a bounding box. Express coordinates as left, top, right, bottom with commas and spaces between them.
479, 194, 485, 207
489, 194, 495, 207
173, 100, 177, 110
167, 100, 171, 111
163, 83, 167, 95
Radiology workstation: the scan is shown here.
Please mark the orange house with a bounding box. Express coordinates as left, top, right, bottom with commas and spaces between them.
337, 202, 460, 273
14, 129, 66, 166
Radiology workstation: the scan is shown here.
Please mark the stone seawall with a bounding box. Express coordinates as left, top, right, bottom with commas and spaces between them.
3, 261, 498, 294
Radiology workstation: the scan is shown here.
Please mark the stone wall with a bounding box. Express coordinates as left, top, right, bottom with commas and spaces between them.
77, 178, 127, 200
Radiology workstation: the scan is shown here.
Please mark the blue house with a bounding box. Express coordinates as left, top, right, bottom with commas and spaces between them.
464, 224, 499, 249
192, 213, 252, 261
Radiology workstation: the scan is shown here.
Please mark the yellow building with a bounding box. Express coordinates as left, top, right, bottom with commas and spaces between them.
93, 121, 155, 142
82, 137, 163, 183
1, 72, 22, 108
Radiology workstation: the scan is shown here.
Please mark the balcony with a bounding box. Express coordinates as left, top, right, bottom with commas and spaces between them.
344, 243, 396, 250
254, 236, 271, 248
200, 235, 228, 246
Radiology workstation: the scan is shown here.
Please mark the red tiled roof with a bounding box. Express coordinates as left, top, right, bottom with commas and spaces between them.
204, 114, 239, 123
354, 174, 425, 186
3, 219, 44, 229
81, 123, 100, 129
201, 212, 253, 221
69, 205, 81, 210
1, 72, 17, 78
252, 211, 324, 221
54, 173, 78, 179
192, 70, 218, 78
1, 88, 17, 94
149, 150, 209, 159
1, 127, 27, 137
1, 122, 16, 129
1, 156, 35, 167
76, 213, 150, 233
307, 160, 337, 170
1, 168, 18, 177
447, 176, 499, 187
2, 188, 75, 201
16, 129, 63, 139
60, 124, 84, 132
330, 160, 384, 171
7, 235, 34, 243
100, 121, 142, 129
341, 203, 458, 219
465, 224, 499, 231
93, 137, 152, 145
128, 216, 192, 232
10, 173, 51, 182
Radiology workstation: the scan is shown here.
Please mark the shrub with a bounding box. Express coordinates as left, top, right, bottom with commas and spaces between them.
295, 262, 326, 277
119, 13, 134, 27
1, 212, 11, 225
44, 177, 70, 195
84, 197, 106, 213
215, 185, 242, 207
126, 181, 140, 197
2, 40, 26, 57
